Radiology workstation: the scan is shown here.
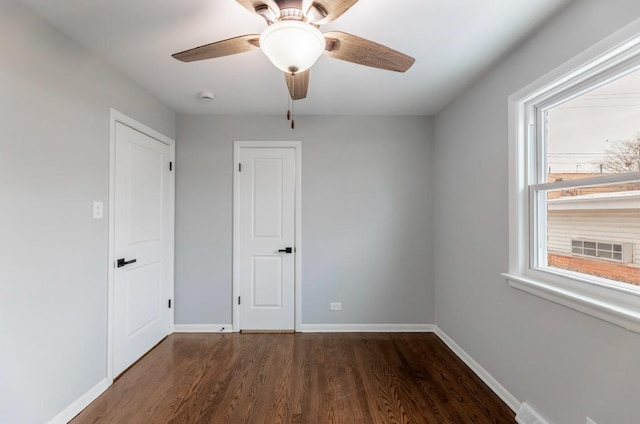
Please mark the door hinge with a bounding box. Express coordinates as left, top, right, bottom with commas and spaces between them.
238, 163, 242, 172
168, 299, 172, 308
169, 161, 173, 171
238, 296, 241, 305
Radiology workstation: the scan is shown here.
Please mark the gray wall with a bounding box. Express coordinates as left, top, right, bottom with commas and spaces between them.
433, 1, 640, 423
175, 115, 434, 326
0, 0, 175, 422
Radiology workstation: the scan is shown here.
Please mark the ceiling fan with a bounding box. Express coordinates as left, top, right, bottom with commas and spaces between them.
172, 0, 415, 109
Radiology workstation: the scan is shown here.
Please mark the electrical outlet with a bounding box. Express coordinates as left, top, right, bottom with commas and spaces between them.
93, 201, 103, 219
586, 418, 597, 424
330, 302, 342, 311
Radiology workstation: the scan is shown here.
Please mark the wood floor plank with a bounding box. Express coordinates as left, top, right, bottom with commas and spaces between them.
70, 333, 515, 424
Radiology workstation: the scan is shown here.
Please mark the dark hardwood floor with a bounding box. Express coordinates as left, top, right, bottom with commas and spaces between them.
71, 333, 514, 423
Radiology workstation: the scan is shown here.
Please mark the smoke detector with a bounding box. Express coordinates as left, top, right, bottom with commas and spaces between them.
198, 91, 215, 101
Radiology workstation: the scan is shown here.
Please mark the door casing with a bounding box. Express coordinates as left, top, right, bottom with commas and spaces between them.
233, 141, 302, 332
107, 109, 175, 382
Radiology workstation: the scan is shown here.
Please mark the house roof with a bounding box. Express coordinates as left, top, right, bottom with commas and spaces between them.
549, 191, 640, 210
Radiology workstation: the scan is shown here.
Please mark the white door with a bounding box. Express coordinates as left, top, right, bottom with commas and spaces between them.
113, 122, 172, 376
238, 147, 296, 330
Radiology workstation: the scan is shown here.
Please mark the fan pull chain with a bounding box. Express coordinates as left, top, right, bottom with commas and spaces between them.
287, 90, 291, 121
291, 74, 295, 130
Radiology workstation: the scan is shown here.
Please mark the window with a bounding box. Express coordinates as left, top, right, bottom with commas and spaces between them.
505, 26, 640, 333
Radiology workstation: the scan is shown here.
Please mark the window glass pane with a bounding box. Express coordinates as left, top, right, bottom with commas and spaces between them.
599, 243, 612, 251
546, 69, 640, 177
545, 183, 640, 286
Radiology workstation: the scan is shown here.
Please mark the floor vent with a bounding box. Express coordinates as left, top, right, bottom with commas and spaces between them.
516, 402, 551, 424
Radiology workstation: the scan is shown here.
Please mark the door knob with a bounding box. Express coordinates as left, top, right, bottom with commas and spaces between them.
117, 258, 137, 268
278, 247, 293, 254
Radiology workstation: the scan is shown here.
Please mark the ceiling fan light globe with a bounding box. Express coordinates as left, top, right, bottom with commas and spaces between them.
260, 21, 325, 73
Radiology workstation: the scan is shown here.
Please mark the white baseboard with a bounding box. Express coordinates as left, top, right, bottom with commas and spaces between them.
516, 402, 551, 424
47, 378, 109, 424
174, 324, 233, 333
299, 323, 435, 333
174, 323, 434, 333
434, 326, 521, 412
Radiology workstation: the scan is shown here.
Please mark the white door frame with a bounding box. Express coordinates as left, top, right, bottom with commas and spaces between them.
233, 141, 302, 332
107, 109, 175, 382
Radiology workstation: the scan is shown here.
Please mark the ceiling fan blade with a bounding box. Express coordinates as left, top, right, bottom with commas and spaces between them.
237, 0, 280, 22
304, 0, 358, 25
323, 31, 415, 72
172, 35, 261, 62
285, 70, 310, 100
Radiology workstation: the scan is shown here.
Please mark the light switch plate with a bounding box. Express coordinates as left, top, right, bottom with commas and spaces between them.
330, 302, 342, 311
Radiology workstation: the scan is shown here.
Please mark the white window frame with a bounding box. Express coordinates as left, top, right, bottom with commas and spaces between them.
504, 20, 640, 333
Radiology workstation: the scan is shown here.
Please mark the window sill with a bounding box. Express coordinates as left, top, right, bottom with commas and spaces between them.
502, 272, 640, 334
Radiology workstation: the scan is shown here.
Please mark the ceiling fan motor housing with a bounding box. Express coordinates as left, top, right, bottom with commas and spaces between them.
279, 7, 305, 21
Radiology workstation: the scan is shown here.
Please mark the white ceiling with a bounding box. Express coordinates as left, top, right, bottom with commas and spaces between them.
18, 0, 571, 116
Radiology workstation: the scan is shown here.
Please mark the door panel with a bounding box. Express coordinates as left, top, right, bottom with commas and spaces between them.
253, 158, 283, 238
239, 148, 295, 330
128, 143, 164, 244
114, 122, 171, 376
125, 263, 162, 337
252, 256, 283, 308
